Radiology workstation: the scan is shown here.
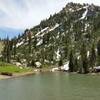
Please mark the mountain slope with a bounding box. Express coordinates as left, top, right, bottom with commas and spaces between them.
6, 3, 100, 67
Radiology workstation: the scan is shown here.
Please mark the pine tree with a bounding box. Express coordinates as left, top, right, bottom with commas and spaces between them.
2, 37, 11, 63
24, 29, 28, 42
80, 42, 89, 74
97, 40, 100, 66
89, 44, 96, 70
27, 30, 32, 54
2, 40, 7, 62
74, 57, 78, 72
58, 58, 63, 67
69, 50, 74, 72
13, 37, 17, 58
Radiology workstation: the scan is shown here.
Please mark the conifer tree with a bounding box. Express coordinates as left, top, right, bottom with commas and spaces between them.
97, 40, 100, 66
27, 30, 32, 54
80, 42, 89, 74
2, 37, 11, 63
69, 50, 74, 72
97, 40, 100, 56
58, 58, 63, 67
74, 57, 78, 72
89, 44, 96, 70
2, 40, 7, 62
13, 37, 17, 58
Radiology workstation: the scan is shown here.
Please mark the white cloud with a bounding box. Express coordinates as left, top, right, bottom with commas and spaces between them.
0, 0, 67, 29
0, 0, 99, 29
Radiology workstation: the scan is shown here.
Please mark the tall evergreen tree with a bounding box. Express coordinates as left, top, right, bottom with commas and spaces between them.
89, 44, 96, 70
2, 37, 11, 63
2, 40, 7, 62
97, 40, 100, 66
27, 30, 32, 54
80, 42, 89, 74
13, 37, 17, 58
58, 58, 63, 67
69, 50, 74, 72
74, 57, 79, 72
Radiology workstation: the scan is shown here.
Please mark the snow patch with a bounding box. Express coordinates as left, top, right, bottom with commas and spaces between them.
16, 41, 24, 47
56, 49, 61, 61
94, 66, 100, 70
61, 62, 69, 71
87, 51, 90, 57
80, 6, 88, 20
36, 39, 43, 46
49, 23, 59, 32
35, 27, 49, 37
34, 23, 60, 40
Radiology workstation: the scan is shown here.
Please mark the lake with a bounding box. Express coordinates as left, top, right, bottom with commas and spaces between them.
0, 72, 100, 100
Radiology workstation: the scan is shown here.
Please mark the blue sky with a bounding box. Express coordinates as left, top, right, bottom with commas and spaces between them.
0, 0, 100, 38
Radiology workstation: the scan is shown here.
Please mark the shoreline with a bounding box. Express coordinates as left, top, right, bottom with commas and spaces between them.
0, 71, 35, 80
0, 68, 52, 80
0, 68, 100, 80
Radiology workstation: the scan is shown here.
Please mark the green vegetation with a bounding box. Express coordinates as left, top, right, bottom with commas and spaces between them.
0, 62, 33, 73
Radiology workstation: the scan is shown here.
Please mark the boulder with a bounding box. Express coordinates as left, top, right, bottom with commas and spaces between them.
94, 66, 100, 72
16, 62, 22, 67
51, 67, 59, 72
35, 62, 42, 68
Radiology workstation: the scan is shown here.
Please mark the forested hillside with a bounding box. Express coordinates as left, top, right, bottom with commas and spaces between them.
2, 2, 100, 73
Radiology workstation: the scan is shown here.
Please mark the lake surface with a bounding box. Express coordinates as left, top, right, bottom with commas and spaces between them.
0, 72, 100, 100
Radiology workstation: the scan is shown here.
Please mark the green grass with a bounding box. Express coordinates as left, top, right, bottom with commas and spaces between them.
0, 62, 33, 73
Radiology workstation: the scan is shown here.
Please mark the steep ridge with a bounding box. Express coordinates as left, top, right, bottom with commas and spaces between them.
4, 2, 100, 68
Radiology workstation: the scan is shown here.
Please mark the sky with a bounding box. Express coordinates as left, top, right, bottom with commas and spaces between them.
0, 0, 100, 38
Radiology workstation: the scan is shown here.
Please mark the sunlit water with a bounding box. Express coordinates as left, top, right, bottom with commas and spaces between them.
0, 72, 100, 100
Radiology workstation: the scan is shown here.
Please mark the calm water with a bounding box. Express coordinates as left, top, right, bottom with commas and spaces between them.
0, 72, 100, 100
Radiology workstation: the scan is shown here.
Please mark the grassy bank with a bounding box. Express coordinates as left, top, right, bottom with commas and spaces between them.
0, 62, 56, 80
0, 66, 33, 73
0, 62, 33, 73
0, 61, 34, 80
